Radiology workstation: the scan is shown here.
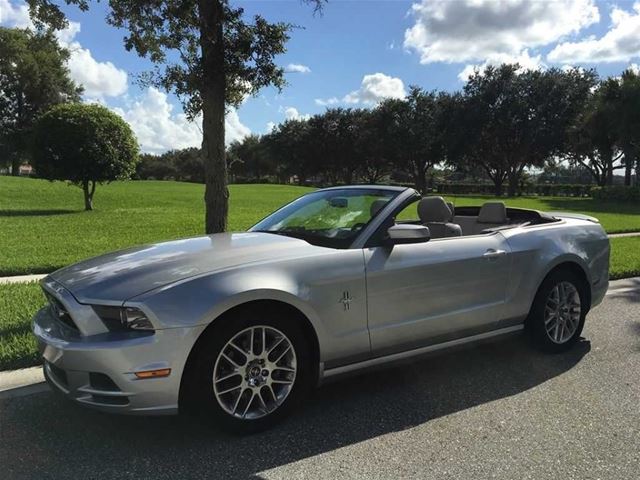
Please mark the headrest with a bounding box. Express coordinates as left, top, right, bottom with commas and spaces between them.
478, 202, 507, 223
446, 201, 454, 220
417, 196, 452, 223
370, 199, 388, 218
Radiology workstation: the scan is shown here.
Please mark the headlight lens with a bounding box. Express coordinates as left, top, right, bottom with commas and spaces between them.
92, 305, 155, 332
122, 307, 154, 331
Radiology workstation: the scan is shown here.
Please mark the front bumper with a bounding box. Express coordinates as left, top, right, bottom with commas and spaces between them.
33, 306, 206, 415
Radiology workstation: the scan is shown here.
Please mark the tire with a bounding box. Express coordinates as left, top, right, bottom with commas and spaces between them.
526, 269, 588, 353
183, 305, 313, 434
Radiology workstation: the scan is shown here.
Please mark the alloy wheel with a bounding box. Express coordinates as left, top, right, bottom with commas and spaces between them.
544, 281, 581, 344
212, 325, 297, 420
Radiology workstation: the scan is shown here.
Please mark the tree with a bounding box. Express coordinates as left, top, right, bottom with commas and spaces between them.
565, 78, 624, 186
267, 118, 316, 185
28, 0, 324, 232
378, 88, 451, 192
32, 103, 139, 210
462, 65, 595, 196
353, 108, 392, 183
0, 27, 82, 175
614, 69, 640, 185
227, 134, 271, 181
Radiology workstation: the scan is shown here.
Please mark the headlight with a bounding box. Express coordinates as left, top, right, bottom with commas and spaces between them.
92, 305, 155, 332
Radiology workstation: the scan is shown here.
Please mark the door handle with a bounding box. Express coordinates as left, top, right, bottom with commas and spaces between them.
483, 249, 507, 259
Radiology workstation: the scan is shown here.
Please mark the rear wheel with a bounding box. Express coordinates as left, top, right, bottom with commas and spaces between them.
527, 270, 587, 353
184, 307, 312, 433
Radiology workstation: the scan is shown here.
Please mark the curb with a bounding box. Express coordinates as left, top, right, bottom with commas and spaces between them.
0, 366, 47, 400
0, 274, 47, 285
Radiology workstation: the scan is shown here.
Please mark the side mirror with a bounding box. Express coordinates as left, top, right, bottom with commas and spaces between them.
386, 224, 430, 245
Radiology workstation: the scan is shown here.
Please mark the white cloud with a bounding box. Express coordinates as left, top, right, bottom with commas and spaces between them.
280, 106, 310, 121
404, 0, 599, 64
265, 121, 276, 133
112, 87, 250, 154
316, 73, 406, 106
0, 0, 31, 28
66, 42, 128, 98
630, 63, 640, 74
458, 50, 545, 81
0, 2, 128, 99
344, 73, 406, 104
284, 63, 311, 74
314, 97, 340, 106
52, 22, 128, 99
548, 3, 640, 63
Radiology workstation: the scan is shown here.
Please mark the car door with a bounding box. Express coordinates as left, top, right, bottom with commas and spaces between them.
364, 232, 511, 357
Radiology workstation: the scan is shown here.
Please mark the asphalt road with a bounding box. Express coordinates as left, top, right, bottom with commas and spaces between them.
1, 288, 639, 480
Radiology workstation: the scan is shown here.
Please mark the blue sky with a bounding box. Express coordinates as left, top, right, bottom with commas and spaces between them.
2, 0, 640, 153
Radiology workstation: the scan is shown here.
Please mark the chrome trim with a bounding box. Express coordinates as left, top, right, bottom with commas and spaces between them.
322, 325, 524, 378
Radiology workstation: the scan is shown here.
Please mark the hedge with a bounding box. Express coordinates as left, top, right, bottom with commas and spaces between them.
592, 186, 640, 202
435, 183, 594, 197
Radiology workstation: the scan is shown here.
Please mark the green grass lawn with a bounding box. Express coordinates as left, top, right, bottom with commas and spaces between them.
0, 282, 43, 371
0, 176, 310, 276
2, 176, 640, 276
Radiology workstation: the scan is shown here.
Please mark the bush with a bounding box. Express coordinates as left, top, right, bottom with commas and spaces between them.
592, 186, 640, 202
32, 103, 139, 210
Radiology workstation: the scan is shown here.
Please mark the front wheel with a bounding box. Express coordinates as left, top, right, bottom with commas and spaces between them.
184, 308, 312, 433
527, 270, 587, 353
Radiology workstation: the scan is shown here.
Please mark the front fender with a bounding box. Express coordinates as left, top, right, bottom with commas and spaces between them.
126, 249, 369, 367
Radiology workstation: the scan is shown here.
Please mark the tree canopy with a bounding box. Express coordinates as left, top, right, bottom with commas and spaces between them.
32, 103, 139, 210
0, 26, 82, 175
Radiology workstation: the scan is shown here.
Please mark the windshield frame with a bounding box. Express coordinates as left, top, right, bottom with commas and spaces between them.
248, 186, 409, 249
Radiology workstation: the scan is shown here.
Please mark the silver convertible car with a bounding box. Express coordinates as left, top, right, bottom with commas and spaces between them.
33, 186, 609, 432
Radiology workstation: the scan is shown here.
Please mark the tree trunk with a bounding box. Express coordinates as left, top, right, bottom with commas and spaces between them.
11, 157, 20, 176
83, 180, 96, 211
199, 0, 228, 234
493, 176, 503, 197
623, 145, 633, 186
507, 172, 518, 197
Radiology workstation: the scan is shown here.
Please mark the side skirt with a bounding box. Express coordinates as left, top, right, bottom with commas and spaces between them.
320, 324, 524, 382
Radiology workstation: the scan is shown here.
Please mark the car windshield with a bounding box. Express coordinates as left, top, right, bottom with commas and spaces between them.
250, 188, 399, 248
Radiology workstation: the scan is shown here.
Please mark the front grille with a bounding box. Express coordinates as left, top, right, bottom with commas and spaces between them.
44, 291, 78, 331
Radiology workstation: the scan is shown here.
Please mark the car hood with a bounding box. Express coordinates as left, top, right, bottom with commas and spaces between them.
49, 232, 319, 304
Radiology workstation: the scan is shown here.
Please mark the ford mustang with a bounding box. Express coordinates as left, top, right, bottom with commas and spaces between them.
33, 185, 610, 432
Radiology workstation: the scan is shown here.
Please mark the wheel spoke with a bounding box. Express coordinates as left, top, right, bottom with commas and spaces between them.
273, 366, 296, 373
221, 352, 241, 369
257, 390, 269, 412
273, 345, 291, 364
271, 378, 294, 385
231, 388, 245, 414
215, 371, 240, 383
267, 336, 285, 355
242, 392, 256, 418
217, 384, 242, 396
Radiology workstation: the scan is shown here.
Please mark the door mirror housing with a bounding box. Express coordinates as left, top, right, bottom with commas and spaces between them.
386, 224, 431, 245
